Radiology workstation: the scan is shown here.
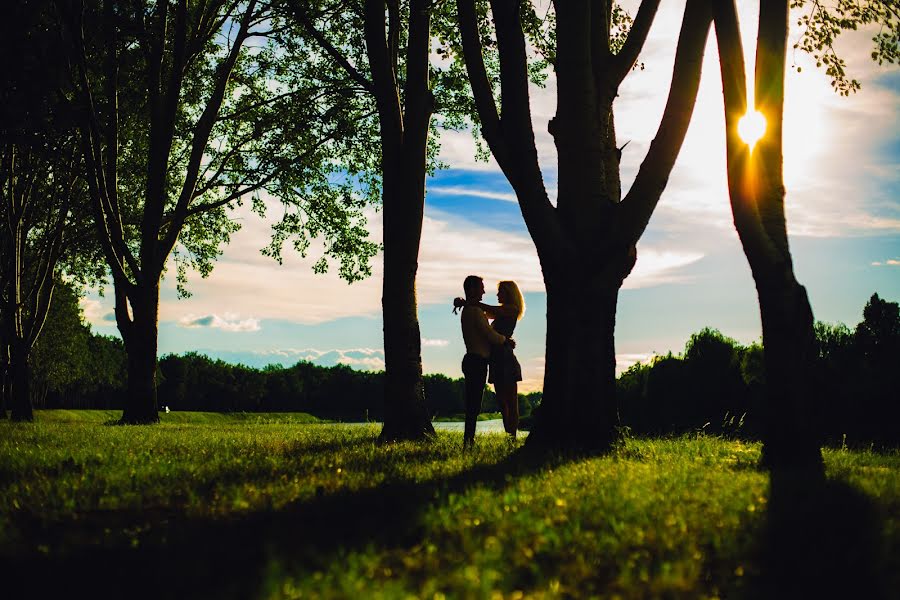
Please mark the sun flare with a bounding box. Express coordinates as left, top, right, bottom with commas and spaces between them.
738, 111, 766, 148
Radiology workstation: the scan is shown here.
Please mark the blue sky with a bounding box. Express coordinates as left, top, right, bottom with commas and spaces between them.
82, 1, 900, 392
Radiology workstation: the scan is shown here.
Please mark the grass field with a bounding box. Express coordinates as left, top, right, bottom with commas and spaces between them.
1, 410, 898, 599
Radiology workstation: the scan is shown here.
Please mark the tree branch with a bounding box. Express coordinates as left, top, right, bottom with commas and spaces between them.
618, 0, 712, 246
159, 0, 259, 273
287, 4, 377, 96
456, 0, 509, 169
364, 0, 404, 148
713, 0, 783, 272
608, 0, 660, 86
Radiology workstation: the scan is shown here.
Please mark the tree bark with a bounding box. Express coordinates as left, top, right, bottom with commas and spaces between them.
456, 0, 711, 454
527, 265, 625, 452
9, 338, 32, 422
714, 0, 823, 472
379, 165, 434, 440
366, 0, 435, 442
118, 283, 160, 424
0, 342, 8, 419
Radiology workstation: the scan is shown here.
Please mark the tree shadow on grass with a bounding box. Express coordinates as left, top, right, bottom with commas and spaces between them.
5, 443, 563, 599
741, 471, 894, 600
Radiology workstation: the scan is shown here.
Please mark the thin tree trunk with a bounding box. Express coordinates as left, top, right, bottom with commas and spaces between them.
756, 277, 821, 469
9, 338, 32, 422
119, 283, 160, 424
714, 0, 823, 472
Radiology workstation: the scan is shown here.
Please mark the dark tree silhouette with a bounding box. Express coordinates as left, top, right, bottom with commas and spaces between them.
0, 1, 100, 422
713, 0, 898, 470
456, 0, 713, 452
281, 0, 439, 440
58, 0, 378, 423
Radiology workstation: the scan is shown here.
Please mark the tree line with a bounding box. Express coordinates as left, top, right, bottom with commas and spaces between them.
2, 0, 896, 473
618, 293, 900, 448
10, 281, 896, 448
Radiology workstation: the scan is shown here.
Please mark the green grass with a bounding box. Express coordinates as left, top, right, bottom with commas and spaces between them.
34, 408, 328, 425
1, 411, 898, 599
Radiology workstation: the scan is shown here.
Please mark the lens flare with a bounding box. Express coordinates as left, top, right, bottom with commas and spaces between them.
738, 111, 766, 148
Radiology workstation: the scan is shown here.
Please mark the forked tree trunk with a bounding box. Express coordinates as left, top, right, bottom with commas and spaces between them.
367, 0, 435, 442
119, 283, 160, 424
457, 0, 711, 454
9, 339, 32, 422
714, 0, 823, 472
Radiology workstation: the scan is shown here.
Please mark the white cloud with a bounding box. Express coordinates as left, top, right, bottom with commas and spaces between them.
624, 248, 704, 290
422, 338, 450, 347
178, 313, 261, 332
79, 297, 106, 324
428, 185, 517, 203
872, 259, 900, 267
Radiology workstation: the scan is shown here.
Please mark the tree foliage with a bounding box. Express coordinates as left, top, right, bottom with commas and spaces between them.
791, 0, 899, 94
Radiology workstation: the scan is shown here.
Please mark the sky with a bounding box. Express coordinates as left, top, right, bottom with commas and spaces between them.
81, 1, 900, 393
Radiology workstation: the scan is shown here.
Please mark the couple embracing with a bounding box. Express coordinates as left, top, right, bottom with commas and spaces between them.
454, 276, 524, 447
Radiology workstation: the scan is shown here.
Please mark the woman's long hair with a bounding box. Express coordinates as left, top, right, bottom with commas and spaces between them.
499, 280, 525, 320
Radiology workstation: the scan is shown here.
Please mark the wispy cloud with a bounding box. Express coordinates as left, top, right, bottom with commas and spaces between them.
428, 185, 517, 203
624, 248, 704, 289
178, 313, 261, 332
422, 338, 450, 347
872, 259, 900, 266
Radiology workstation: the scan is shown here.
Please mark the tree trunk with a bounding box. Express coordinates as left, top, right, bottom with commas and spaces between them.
526, 260, 623, 453
378, 154, 434, 442
755, 276, 821, 469
9, 339, 32, 422
119, 284, 160, 424
0, 345, 8, 419
368, 0, 435, 443
714, 0, 823, 472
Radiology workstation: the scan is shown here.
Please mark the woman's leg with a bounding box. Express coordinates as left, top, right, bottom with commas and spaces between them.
493, 383, 508, 431
495, 382, 518, 436
504, 382, 519, 437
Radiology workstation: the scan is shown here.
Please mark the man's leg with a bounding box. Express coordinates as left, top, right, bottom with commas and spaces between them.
463, 356, 486, 446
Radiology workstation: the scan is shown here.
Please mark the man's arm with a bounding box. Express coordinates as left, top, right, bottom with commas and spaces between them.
473, 308, 508, 346
453, 298, 517, 320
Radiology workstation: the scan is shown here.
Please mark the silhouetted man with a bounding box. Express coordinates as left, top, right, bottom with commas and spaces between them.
459, 275, 513, 447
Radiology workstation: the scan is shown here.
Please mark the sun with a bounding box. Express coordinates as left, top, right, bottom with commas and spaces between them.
738, 110, 766, 148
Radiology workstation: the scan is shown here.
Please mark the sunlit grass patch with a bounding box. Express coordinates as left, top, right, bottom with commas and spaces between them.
1, 414, 897, 598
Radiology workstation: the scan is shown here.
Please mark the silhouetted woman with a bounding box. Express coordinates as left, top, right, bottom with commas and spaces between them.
455, 280, 524, 437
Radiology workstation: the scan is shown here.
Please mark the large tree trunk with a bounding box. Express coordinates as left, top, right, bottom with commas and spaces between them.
527, 266, 622, 452
8, 338, 32, 422
456, 0, 710, 454
0, 344, 8, 419
377, 152, 434, 442
119, 283, 160, 424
